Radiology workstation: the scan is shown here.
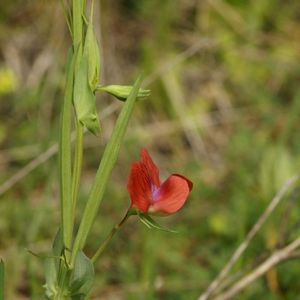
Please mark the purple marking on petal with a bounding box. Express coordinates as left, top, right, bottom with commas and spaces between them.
151, 184, 160, 202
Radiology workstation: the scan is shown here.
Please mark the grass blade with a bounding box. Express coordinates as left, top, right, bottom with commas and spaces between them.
59, 49, 74, 252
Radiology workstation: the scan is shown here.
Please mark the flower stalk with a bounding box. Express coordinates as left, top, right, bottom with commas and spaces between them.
91, 209, 133, 263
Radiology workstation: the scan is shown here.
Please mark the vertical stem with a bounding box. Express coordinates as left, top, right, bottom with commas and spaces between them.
71, 0, 84, 218
72, 0, 83, 51
70, 76, 142, 267
55, 1, 85, 297
59, 50, 74, 254
91, 210, 131, 263
72, 120, 84, 215
61, 0, 84, 257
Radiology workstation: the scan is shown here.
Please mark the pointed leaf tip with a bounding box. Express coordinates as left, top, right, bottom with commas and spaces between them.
96, 84, 150, 101
138, 213, 177, 233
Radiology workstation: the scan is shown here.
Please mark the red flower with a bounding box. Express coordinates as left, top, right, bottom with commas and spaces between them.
127, 149, 193, 214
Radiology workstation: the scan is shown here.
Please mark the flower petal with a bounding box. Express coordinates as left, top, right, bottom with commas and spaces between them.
127, 161, 152, 213
128, 150, 161, 212
140, 148, 160, 187
150, 174, 192, 214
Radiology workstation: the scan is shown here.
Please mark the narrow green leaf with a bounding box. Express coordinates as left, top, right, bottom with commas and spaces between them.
60, 0, 73, 38
72, 0, 84, 50
59, 49, 75, 253
86, 0, 101, 90
138, 213, 177, 233
139, 215, 152, 229
0, 260, 4, 300
71, 76, 143, 265
97, 84, 151, 101
70, 251, 94, 297
71, 121, 84, 216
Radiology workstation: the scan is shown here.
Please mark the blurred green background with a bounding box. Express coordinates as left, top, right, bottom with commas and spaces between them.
1, 0, 300, 299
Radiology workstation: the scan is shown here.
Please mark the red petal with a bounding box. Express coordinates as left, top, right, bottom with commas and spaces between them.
140, 148, 160, 187
127, 162, 151, 212
127, 149, 161, 213
150, 174, 192, 214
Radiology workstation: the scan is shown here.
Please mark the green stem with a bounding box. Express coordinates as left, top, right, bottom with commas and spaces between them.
91, 210, 131, 263
70, 76, 142, 267
72, 0, 83, 49
58, 0, 84, 263
53, 1, 85, 298
72, 120, 84, 216
71, 0, 84, 226
59, 50, 74, 254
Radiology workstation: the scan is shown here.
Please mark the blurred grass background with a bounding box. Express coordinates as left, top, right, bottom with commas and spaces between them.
1, 0, 300, 299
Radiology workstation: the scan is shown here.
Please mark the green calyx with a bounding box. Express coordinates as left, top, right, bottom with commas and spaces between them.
96, 84, 151, 101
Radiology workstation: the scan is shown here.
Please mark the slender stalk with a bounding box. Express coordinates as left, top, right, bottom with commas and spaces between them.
70, 76, 143, 267
58, 0, 84, 288
72, 0, 83, 51
59, 50, 74, 253
72, 120, 84, 215
58, 0, 84, 260
92, 210, 131, 263
71, 0, 84, 225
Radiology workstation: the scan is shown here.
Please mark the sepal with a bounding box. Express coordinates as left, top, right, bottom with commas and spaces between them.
137, 211, 177, 233
96, 84, 150, 101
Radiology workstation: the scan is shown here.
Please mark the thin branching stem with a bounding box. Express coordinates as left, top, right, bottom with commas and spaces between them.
92, 209, 131, 263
